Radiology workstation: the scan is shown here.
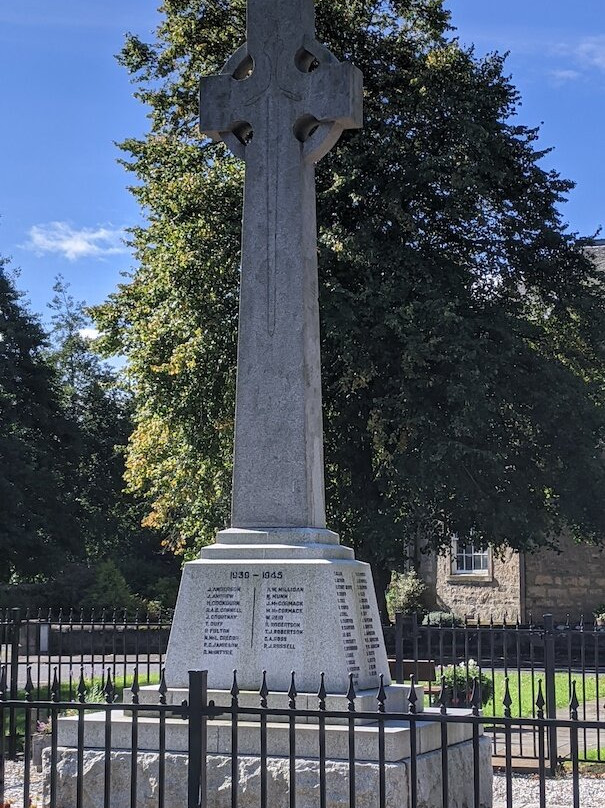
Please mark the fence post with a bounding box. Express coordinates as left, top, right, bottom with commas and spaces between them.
188, 670, 208, 808
395, 613, 404, 682
543, 614, 558, 775
8, 608, 21, 758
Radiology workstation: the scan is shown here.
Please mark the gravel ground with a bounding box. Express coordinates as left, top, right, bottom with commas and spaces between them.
2, 760, 45, 806
493, 772, 605, 808
4, 762, 605, 807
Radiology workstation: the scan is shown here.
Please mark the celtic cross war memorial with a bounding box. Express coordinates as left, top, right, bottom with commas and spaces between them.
164, 0, 392, 697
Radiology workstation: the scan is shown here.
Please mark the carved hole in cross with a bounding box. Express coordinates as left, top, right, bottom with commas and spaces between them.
293, 114, 320, 143
232, 54, 254, 80
294, 47, 320, 73
232, 121, 254, 146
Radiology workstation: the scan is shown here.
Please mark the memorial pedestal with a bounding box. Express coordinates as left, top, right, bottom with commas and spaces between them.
164, 529, 391, 695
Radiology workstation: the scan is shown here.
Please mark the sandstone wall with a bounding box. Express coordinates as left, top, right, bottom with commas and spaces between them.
524, 536, 605, 621
419, 547, 521, 622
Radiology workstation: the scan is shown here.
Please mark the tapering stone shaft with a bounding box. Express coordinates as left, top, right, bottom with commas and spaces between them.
200, 0, 362, 529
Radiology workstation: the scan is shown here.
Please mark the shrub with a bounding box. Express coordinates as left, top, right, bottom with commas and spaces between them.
81, 559, 141, 614
437, 659, 493, 707
422, 611, 463, 627
385, 570, 427, 622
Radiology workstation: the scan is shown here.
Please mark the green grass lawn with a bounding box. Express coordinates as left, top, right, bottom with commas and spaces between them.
418, 671, 605, 718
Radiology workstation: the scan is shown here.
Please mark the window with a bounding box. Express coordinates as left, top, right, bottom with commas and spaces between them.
451, 535, 489, 575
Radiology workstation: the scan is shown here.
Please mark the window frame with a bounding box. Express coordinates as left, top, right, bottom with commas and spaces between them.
449, 534, 491, 579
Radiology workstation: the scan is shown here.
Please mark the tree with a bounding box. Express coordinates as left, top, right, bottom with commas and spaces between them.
94, 0, 605, 611
0, 260, 81, 580
47, 278, 179, 601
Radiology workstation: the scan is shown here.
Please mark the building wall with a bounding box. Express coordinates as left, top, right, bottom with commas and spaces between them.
418, 547, 522, 622
524, 536, 605, 621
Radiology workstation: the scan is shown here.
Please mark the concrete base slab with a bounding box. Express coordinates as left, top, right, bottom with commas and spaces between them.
43, 737, 493, 808
57, 708, 478, 763
130, 683, 425, 724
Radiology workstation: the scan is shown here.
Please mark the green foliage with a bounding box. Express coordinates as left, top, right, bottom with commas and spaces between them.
385, 570, 427, 621
94, 1, 605, 602
437, 659, 492, 706
0, 259, 81, 581
81, 559, 140, 612
422, 611, 462, 627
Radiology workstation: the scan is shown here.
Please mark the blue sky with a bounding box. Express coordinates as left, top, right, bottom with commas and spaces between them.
1, 1, 603, 326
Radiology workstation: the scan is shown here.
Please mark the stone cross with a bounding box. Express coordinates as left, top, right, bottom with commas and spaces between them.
200, 0, 362, 530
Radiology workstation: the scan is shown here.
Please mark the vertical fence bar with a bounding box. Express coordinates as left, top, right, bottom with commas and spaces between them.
77, 667, 86, 808
346, 674, 356, 808
158, 669, 167, 808
260, 671, 269, 808
503, 677, 513, 808
471, 679, 480, 808
288, 672, 297, 808
543, 614, 558, 775
130, 667, 140, 808
103, 669, 114, 808
23, 667, 33, 808
317, 673, 326, 808
230, 670, 239, 808
8, 607, 20, 758
536, 681, 546, 808
406, 677, 417, 808
377, 677, 387, 808
570, 681, 580, 808
187, 670, 208, 808
394, 613, 403, 683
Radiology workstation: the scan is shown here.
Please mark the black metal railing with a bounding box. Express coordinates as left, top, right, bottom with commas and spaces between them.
393, 611, 605, 768
1, 666, 602, 808
0, 607, 170, 758
3, 606, 605, 769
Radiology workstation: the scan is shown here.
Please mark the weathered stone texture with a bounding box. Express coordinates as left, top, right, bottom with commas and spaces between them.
44, 737, 492, 808
524, 534, 605, 620
419, 548, 521, 622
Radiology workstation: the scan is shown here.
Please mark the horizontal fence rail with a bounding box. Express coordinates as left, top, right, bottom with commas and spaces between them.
1, 666, 603, 808
3, 606, 605, 769
393, 611, 605, 769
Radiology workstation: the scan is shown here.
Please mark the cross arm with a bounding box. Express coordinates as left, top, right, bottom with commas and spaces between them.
301, 59, 363, 163
199, 45, 254, 158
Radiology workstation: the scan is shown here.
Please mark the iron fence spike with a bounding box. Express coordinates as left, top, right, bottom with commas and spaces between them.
78, 666, 87, 703
230, 669, 239, 702
259, 670, 269, 707
159, 668, 168, 705
288, 671, 297, 707
317, 672, 327, 708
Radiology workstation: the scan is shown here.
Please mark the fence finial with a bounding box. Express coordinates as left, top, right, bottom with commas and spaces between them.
78, 666, 87, 704
346, 672, 356, 712
25, 666, 33, 702
51, 667, 60, 703
377, 673, 387, 714
317, 672, 326, 710
536, 679, 545, 719
570, 680, 579, 720
503, 676, 512, 719
159, 668, 168, 705
404, 673, 415, 714
230, 669, 240, 705
260, 670, 269, 708
288, 671, 297, 708
104, 668, 115, 703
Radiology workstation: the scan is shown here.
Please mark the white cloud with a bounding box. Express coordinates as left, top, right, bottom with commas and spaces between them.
575, 36, 605, 71
78, 327, 100, 341
549, 68, 581, 83
25, 222, 128, 261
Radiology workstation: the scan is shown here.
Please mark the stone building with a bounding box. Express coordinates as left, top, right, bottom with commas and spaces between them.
418, 535, 605, 623
418, 241, 605, 623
